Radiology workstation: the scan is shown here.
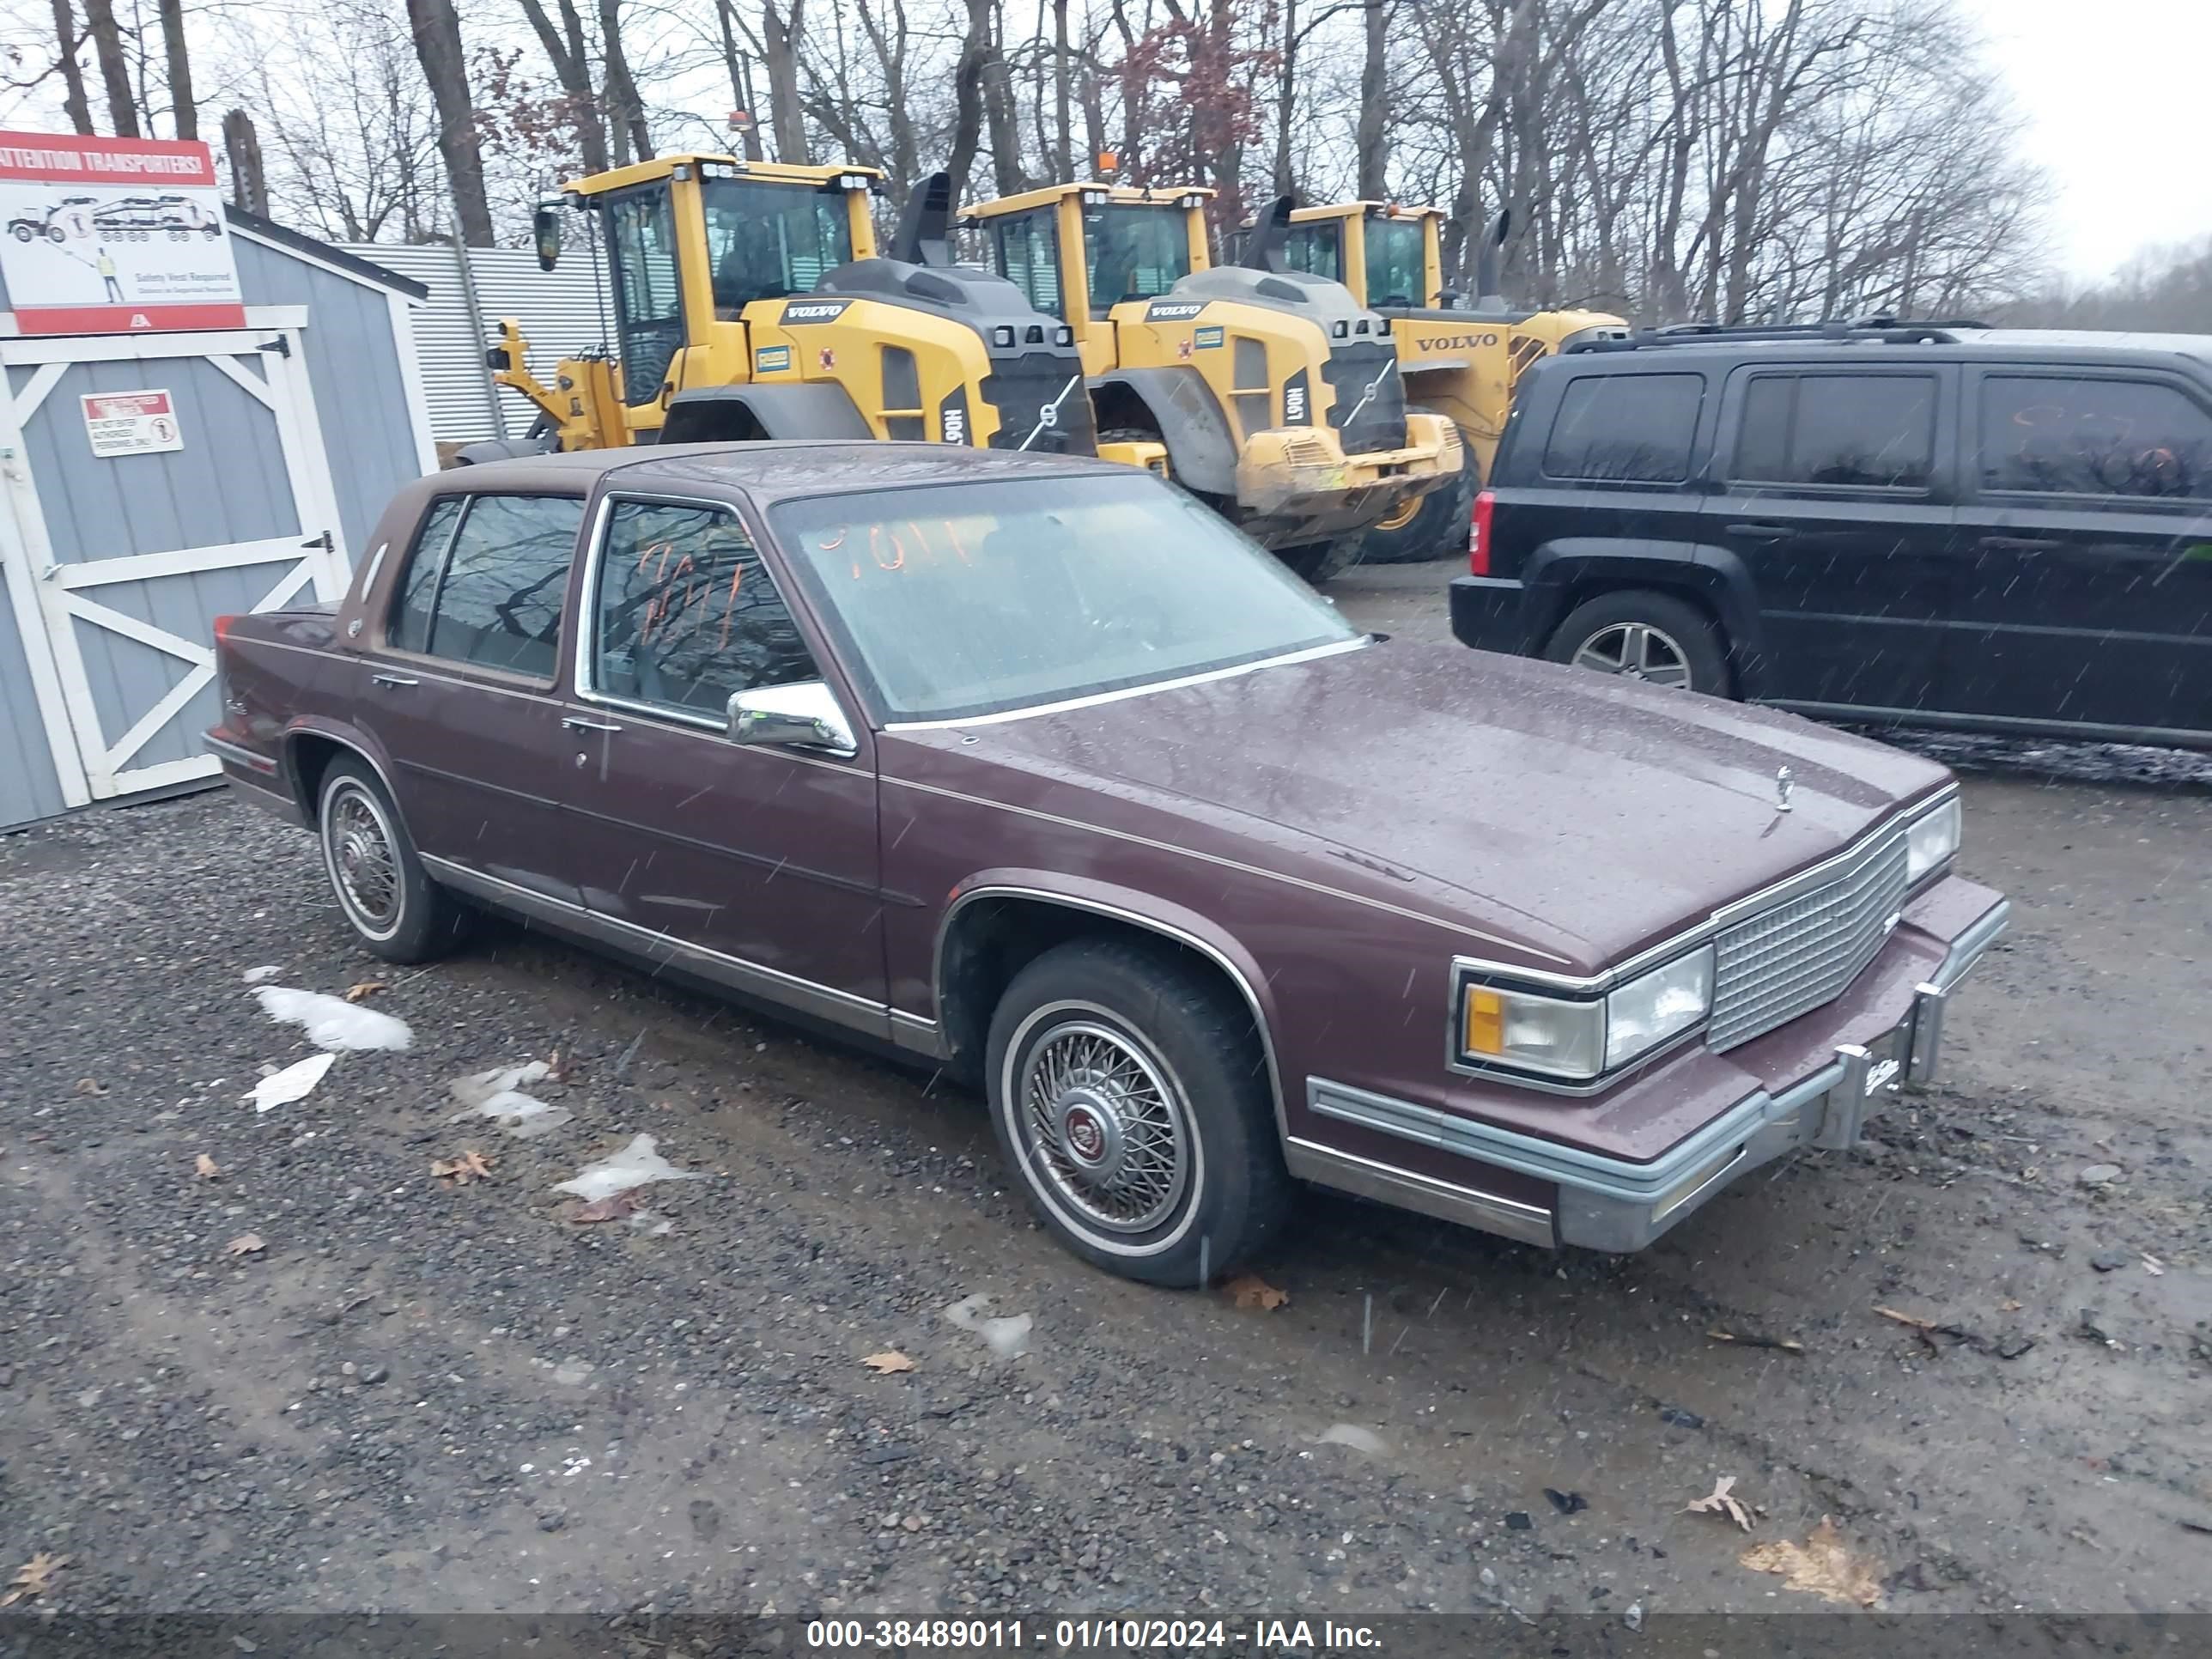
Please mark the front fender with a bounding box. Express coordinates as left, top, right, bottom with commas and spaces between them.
1092, 367, 1238, 497
1523, 538, 1766, 691
661, 382, 872, 443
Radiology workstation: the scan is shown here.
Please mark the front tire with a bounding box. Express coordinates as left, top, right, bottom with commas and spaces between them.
985, 939, 1292, 1286
1358, 407, 1479, 565
316, 759, 471, 963
1276, 532, 1365, 586
1541, 588, 1731, 696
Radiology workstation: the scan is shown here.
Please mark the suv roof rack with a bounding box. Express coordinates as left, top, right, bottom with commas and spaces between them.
1563, 314, 1992, 354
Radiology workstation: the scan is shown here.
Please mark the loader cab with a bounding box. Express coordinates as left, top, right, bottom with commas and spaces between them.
570, 155, 882, 422
1281, 203, 1445, 311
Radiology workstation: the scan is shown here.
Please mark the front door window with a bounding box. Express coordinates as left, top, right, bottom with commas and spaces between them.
983, 209, 1064, 318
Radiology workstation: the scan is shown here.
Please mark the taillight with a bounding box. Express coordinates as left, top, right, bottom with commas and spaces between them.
1469, 489, 1495, 576
212, 613, 236, 644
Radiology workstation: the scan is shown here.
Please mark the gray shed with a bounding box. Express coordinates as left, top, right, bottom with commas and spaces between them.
0, 207, 432, 830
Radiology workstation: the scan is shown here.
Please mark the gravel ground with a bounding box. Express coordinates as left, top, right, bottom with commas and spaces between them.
2, 567, 2209, 1625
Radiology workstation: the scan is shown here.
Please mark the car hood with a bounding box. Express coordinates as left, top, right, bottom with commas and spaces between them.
906, 639, 1953, 969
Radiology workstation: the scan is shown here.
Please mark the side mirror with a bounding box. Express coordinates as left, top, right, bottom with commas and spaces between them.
532, 204, 562, 272
726, 681, 857, 758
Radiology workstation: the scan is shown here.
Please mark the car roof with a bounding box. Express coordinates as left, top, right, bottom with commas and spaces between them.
1557, 326, 2212, 371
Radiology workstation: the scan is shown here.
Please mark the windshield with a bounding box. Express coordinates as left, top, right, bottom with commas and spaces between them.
702, 179, 854, 316
1083, 204, 1191, 318
769, 471, 1360, 722
1365, 217, 1426, 307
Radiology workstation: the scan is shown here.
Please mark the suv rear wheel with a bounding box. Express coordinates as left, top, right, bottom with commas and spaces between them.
985, 939, 1292, 1286
1544, 589, 1730, 696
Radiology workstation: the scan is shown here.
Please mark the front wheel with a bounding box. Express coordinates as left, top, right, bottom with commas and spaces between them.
1541, 589, 1731, 696
1276, 532, 1365, 586
1359, 407, 1479, 565
317, 759, 471, 963
985, 939, 1292, 1286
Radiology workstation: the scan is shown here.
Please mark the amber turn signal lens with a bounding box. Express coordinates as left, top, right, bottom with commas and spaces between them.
1464, 988, 1505, 1055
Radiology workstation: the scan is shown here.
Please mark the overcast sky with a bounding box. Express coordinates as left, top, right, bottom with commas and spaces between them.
1970, 0, 2212, 282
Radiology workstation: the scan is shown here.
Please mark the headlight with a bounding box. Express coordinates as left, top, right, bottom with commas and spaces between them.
1906, 797, 1961, 884
1456, 946, 1714, 1085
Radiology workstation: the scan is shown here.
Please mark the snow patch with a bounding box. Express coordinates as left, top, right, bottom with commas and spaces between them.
251, 986, 412, 1052
944, 1293, 1033, 1359
1316, 1423, 1387, 1456
244, 1052, 336, 1113
447, 1062, 571, 1138
550, 1134, 708, 1202
242, 965, 283, 984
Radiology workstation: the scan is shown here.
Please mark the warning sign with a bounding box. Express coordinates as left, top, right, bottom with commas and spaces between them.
0, 131, 244, 335
82, 389, 184, 457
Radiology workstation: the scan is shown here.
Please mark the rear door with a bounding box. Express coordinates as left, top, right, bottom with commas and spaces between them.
1704, 364, 1958, 714
360, 489, 586, 903
1950, 367, 2212, 739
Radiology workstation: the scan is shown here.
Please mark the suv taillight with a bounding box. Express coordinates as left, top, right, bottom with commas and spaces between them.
1469, 489, 1495, 576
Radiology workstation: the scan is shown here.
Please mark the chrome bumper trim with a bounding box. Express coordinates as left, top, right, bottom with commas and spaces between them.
1285, 1138, 1555, 1249
1305, 895, 2010, 1253
202, 733, 277, 775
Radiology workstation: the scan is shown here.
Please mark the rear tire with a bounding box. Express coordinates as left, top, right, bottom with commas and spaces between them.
985, 938, 1293, 1287
316, 759, 471, 963
1358, 406, 1479, 565
1541, 588, 1731, 696
1277, 533, 1366, 586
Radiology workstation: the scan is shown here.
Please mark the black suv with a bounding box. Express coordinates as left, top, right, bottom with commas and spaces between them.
1450, 323, 2212, 749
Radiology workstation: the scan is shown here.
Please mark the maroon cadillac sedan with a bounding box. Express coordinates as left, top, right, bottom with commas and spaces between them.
206, 443, 2008, 1285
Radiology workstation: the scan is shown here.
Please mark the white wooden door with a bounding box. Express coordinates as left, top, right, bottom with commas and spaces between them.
0, 320, 347, 798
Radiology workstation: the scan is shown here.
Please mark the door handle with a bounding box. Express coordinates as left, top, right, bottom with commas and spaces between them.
369, 672, 419, 688
562, 715, 624, 733
1725, 523, 1792, 542
1978, 536, 2061, 554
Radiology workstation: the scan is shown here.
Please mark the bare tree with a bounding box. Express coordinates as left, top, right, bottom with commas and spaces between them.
401, 0, 493, 243
46, 0, 95, 134
80, 0, 138, 136
222, 106, 268, 214
516, 0, 612, 173
155, 0, 194, 137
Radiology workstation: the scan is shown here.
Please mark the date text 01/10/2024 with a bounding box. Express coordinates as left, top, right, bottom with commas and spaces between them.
802, 1620, 1384, 1651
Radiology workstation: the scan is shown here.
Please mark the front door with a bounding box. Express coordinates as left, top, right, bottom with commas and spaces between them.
0, 325, 347, 797
1948, 367, 2212, 738
1705, 365, 1958, 715
561, 493, 885, 1028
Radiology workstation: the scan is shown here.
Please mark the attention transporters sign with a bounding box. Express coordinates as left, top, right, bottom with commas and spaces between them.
0, 131, 246, 334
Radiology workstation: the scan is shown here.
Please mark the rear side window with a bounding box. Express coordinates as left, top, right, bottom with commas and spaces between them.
388, 494, 584, 678
1733, 374, 1936, 489
1979, 375, 2212, 499
1542, 374, 1702, 483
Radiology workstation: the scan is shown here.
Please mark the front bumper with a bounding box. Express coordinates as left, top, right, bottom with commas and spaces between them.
1235, 411, 1457, 530
1297, 890, 2009, 1253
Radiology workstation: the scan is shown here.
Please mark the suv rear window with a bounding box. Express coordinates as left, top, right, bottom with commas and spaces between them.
1979, 375, 2212, 500
1541, 373, 1702, 483
1733, 373, 1935, 489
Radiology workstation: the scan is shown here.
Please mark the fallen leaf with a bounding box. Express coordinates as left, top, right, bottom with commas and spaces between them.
1685, 1474, 1754, 1532
73, 1077, 106, 1097
568, 1187, 645, 1224
1741, 1516, 1884, 1607
862, 1350, 915, 1375
226, 1232, 266, 1256
1706, 1327, 1803, 1354
431, 1150, 495, 1185
194, 1153, 221, 1180
0, 1551, 67, 1607
343, 981, 388, 1003
1223, 1273, 1289, 1310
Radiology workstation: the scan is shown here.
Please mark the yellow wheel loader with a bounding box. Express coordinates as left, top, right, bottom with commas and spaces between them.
1275, 203, 1628, 562
960, 183, 1458, 583
464, 160, 1097, 465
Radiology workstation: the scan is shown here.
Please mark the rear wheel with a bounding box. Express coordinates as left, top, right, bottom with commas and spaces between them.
1276, 533, 1366, 586
1541, 588, 1731, 696
316, 759, 471, 963
1359, 406, 1479, 564
985, 939, 1292, 1286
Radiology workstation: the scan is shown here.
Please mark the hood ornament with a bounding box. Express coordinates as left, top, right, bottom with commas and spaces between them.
1775, 766, 1795, 812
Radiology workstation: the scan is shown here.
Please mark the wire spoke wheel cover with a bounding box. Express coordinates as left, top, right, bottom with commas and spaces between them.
1015, 1015, 1194, 1237
324, 781, 403, 939
1571, 620, 1693, 689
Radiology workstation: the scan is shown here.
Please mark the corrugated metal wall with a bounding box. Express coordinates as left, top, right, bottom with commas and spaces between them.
342, 243, 609, 443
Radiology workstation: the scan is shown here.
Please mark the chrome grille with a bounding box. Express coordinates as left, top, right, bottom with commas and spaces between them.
1707, 828, 1911, 1051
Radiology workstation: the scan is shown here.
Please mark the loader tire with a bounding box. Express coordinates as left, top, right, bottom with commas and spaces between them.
1276, 533, 1366, 586
1358, 406, 1478, 564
